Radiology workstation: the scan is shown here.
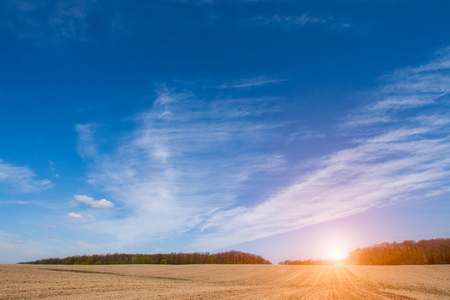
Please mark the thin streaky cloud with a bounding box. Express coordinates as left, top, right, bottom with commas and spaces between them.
217, 76, 287, 89
0, 201, 27, 205
73, 48, 450, 253
0, 231, 13, 239
75, 124, 98, 161
76, 89, 289, 245
176, 0, 213, 4
189, 47, 450, 251
252, 13, 350, 30
74, 47, 450, 251
0, 160, 53, 192
346, 50, 450, 129
37, 224, 57, 228
0, 0, 93, 44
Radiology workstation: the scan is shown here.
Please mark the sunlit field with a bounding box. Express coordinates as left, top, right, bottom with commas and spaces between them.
1, 264, 449, 299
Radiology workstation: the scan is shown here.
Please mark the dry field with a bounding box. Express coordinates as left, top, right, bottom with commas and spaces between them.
1, 264, 449, 299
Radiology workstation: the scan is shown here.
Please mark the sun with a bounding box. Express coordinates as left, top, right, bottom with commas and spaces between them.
328, 246, 346, 261
321, 236, 351, 261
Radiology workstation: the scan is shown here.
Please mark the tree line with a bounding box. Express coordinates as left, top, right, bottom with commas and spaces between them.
346, 238, 450, 265
279, 238, 450, 265
21, 250, 272, 265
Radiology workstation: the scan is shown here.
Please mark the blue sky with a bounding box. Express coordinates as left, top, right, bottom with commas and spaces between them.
0, 0, 449, 264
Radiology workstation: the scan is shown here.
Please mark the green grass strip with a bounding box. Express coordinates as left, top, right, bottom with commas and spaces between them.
40, 268, 187, 281
40, 268, 125, 276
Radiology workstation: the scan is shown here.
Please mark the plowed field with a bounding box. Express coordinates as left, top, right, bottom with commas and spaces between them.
1, 264, 449, 299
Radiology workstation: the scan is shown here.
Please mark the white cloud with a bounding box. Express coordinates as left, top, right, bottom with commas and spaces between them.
74, 195, 114, 208
77, 87, 288, 245
73, 48, 450, 253
68, 212, 82, 219
0, 160, 53, 192
190, 47, 450, 250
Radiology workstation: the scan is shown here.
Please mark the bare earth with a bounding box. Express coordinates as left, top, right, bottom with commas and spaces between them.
1, 264, 449, 299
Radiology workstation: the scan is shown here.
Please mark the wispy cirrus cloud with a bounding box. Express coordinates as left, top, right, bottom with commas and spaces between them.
0, 0, 128, 45
0, 0, 94, 44
175, 0, 213, 4
75, 124, 98, 160
0, 231, 25, 245
76, 86, 288, 245
0, 231, 49, 263
216, 76, 287, 89
75, 48, 450, 252
37, 224, 57, 228
252, 13, 350, 30
1, 1, 352, 46
190, 47, 450, 250
0, 160, 53, 192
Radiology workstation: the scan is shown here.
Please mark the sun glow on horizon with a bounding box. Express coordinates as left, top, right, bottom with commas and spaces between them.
329, 247, 346, 261
322, 237, 350, 261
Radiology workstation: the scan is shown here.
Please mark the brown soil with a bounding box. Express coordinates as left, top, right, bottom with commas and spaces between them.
1, 264, 449, 299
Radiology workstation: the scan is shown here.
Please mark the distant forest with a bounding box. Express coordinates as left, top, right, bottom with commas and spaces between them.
280, 238, 450, 265
346, 238, 450, 265
21, 250, 272, 265
22, 238, 450, 266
